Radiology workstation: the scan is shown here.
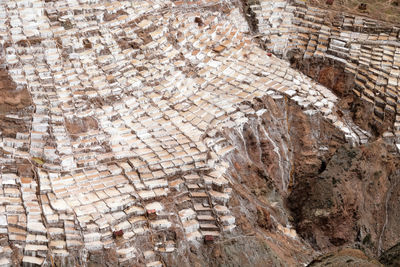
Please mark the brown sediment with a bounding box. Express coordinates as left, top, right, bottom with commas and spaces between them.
65, 116, 99, 136
0, 67, 32, 113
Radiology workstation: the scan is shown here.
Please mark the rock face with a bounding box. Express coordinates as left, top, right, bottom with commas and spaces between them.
379, 242, 400, 266
0, 66, 32, 113
209, 94, 400, 265
0, 64, 33, 140
308, 248, 382, 267
205, 95, 348, 265
288, 141, 400, 255
288, 54, 355, 97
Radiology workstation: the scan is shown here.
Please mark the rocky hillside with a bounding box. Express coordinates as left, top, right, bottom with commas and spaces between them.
0, 0, 399, 266
309, 0, 400, 25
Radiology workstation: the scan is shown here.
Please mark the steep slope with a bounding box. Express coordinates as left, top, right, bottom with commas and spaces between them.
288, 140, 400, 255
308, 248, 382, 267
0, 0, 399, 266
379, 242, 400, 266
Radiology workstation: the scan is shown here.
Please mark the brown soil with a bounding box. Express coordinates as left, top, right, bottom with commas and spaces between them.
338, 94, 393, 137
288, 55, 355, 97
17, 159, 34, 177
88, 95, 120, 109
65, 116, 98, 135
0, 66, 33, 139
379, 242, 400, 266
0, 115, 30, 138
308, 248, 382, 266
135, 26, 157, 46
103, 10, 128, 22
309, 0, 400, 25
288, 140, 400, 256
317, 65, 350, 96
0, 68, 32, 113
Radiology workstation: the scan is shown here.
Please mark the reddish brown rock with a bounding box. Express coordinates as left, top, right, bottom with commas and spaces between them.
288, 140, 400, 256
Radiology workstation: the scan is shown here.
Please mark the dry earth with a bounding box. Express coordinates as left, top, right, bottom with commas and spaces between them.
310, 0, 400, 24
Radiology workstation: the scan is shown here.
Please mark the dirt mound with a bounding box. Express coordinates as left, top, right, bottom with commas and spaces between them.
0, 66, 33, 139
0, 67, 31, 113
65, 116, 99, 135
0, 115, 30, 138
